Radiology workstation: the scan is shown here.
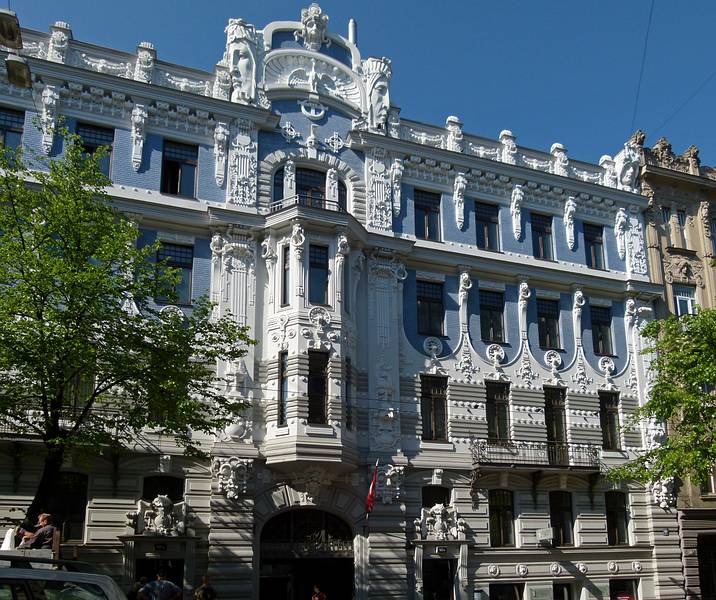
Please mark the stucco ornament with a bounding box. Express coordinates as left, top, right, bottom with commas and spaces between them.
40, 85, 59, 154
600, 155, 617, 188
544, 351, 562, 384
47, 21, 71, 64
324, 131, 344, 153
390, 158, 404, 216
614, 207, 628, 260
227, 119, 257, 206
511, 185, 524, 241
376, 464, 404, 504
571, 351, 593, 393
453, 172, 468, 229
134, 42, 156, 83
607, 561, 619, 574
293, 466, 334, 504
487, 565, 500, 577
563, 196, 577, 250
423, 337, 443, 358
551, 143, 569, 177
326, 168, 339, 205
499, 130, 517, 164
212, 457, 253, 500
213, 122, 229, 186
295, 3, 330, 51
129, 104, 147, 171
372, 407, 400, 451
631, 560, 642, 573
651, 477, 676, 509
576, 562, 588, 574
361, 57, 392, 133
614, 140, 641, 193
626, 216, 648, 276
213, 65, 231, 100
459, 271, 473, 308
367, 147, 392, 230
518, 346, 538, 387
415, 503, 463, 541
550, 563, 563, 576
224, 19, 257, 105
445, 116, 463, 153
599, 356, 617, 390
516, 564, 528, 577
126, 495, 191, 536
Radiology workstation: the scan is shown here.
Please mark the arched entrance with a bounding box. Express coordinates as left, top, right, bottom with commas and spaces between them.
259, 509, 355, 600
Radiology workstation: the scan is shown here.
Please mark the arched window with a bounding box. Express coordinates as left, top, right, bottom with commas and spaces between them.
142, 475, 185, 503
273, 166, 347, 211
421, 486, 450, 507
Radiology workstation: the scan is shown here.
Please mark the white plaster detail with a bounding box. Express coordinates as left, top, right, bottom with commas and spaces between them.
295, 3, 330, 51
298, 99, 327, 120
415, 503, 464, 541
371, 407, 400, 451
487, 565, 500, 577
576, 562, 588, 574
130, 104, 147, 172
423, 337, 443, 358
564, 196, 576, 250
40, 85, 58, 154
376, 464, 404, 504
360, 57, 391, 133
47, 21, 71, 64
213, 65, 231, 101
598, 356, 616, 390
550, 563, 563, 576
126, 495, 191, 536
390, 158, 404, 216
607, 561, 619, 574
281, 121, 301, 143
227, 119, 257, 206
544, 350, 562, 385
600, 155, 617, 188
445, 116, 463, 153
499, 130, 517, 164
212, 457, 253, 499
614, 139, 641, 193
214, 122, 229, 186
615, 207, 628, 260
366, 147, 392, 230
511, 185, 524, 241
324, 131, 344, 153
651, 477, 676, 509
551, 143, 569, 177
516, 564, 528, 577
134, 42, 155, 83
631, 560, 642, 573
453, 172, 468, 230
225, 19, 257, 104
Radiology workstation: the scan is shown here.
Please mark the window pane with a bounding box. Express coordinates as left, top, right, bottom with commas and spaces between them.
538, 299, 560, 349
489, 489, 514, 547
179, 163, 196, 197
309, 245, 329, 305
550, 491, 573, 546
344, 357, 352, 431
591, 306, 612, 355
486, 382, 510, 440
606, 491, 629, 546
417, 281, 444, 336
476, 203, 499, 251
279, 352, 288, 426
480, 290, 504, 342
308, 351, 328, 424
296, 168, 326, 207
273, 167, 284, 201
281, 245, 291, 306
531, 213, 553, 260
415, 190, 441, 241
164, 141, 198, 161
600, 392, 620, 450
157, 243, 193, 305
421, 375, 447, 441
585, 224, 605, 270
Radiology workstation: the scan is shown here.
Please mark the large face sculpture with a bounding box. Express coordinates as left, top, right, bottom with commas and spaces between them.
230, 41, 255, 102
369, 76, 390, 130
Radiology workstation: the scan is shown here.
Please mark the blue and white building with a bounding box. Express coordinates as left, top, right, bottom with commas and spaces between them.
0, 6, 685, 599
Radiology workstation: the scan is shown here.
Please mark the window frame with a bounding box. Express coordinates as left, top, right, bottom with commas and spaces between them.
155, 242, 194, 306
531, 212, 554, 260
76, 122, 114, 178
278, 351, 289, 427
0, 106, 24, 150
599, 391, 621, 451
475, 201, 500, 251
414, 189, 442, 242
281, 244, 291, 307
673, 284, 697, 317
549, 490, 574, 547
537, 298, 561, 350
488, 489, 515, 547
590, 305, 613, 356
160, 140, 198, 199
480, 289, 505, 343
486, 382, 510, 442
605, 490, 629, 546
308, 244, 330, 306
584, 223, 605, 270
307, 350, 329, 425
420, 375, 447, 441
417, 280, 445, 337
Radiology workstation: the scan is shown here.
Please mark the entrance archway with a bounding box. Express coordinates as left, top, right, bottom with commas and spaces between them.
259, 509, 355, 600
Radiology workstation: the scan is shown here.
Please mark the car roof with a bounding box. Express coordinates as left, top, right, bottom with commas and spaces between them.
0, 568, 127, 597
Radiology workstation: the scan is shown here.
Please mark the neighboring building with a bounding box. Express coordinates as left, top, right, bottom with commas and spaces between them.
637, 134, 716, 600
0, 6, 687, 600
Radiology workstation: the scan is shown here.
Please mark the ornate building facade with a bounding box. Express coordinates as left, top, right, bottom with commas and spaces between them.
636, 134, 716, 600
0, 6, 688, 599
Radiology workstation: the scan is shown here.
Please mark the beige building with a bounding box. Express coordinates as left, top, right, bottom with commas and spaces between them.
637, 133, 716, 600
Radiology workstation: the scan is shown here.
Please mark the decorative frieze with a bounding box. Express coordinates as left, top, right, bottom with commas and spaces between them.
227, 119, 258, 206
366, 147, 392, 230
212, 456, 253, 500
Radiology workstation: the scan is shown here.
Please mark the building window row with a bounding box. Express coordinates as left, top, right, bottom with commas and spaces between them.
416, 281, 614, 355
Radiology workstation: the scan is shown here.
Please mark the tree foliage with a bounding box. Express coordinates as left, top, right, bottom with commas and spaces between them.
0, 130, 254, 522
609, 308, 716, 485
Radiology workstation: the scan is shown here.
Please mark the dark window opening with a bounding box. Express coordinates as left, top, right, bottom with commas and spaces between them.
161, 141, 198, 198
476, 202, 499, 251
545, 387, 568, 465
344, 357, 353, 431
480, 289, 504, 343
609, 579, 638, 600
486, 382, 510, 441
142, 475, 185, 503
549, 491, 573, 546
591, 305, 613, 356
46, 472, 88, 541
77, 122, 114, 178
0, 107, 24, 150
156, 243, 193, 305
600, 391, 621, 451
422, 486, 450, 507
553, 583, 572, 600
538, 299, 561, 349
531, 213, 553, 260
415, 189, 441, 241
309, 245, 329, 305
421, 375, 447, 441
698, 534, 716, 600
422, 559, 455, 600
308, 351, 329, 424
489, 489, 514, 547
584, 224, 605, 270
606, 491, 629, 546
417, 280, 444, 336
278, 352, 288, 426
281, 245, 291, 307
489, 584, 523, 600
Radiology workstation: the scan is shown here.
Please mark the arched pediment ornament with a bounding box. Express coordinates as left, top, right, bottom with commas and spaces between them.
295, 3, 330, 51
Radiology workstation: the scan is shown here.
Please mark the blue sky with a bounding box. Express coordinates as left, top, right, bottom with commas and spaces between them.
17, 0, 716, 166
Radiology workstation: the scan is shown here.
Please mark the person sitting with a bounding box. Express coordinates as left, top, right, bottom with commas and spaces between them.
17, 513, 56, 549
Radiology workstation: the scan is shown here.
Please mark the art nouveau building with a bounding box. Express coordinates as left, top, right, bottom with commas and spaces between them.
635, 135, 716, 600
0, 6, 687, 599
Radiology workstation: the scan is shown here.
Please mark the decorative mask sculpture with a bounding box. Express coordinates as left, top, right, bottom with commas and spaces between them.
225, 19, 257, 104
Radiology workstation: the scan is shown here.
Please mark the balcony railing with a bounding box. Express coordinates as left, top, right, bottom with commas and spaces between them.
471, 438, 600, 469
269, 194, 346, 214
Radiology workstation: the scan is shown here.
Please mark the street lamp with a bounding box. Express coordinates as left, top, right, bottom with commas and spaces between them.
0, 9, 31, 90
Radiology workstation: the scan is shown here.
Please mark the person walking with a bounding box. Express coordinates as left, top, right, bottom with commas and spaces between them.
193, 574, 216, 600
138, 570, 182, 600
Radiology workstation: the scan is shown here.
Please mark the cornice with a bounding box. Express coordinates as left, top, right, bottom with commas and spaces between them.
642, 164, 716, 191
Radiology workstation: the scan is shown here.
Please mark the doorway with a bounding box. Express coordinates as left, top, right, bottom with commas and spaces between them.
423, 559, 455, 600
135, 558, 184, 587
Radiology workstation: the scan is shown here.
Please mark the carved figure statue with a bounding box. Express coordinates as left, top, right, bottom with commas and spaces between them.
126, 494, 190, 536
564, 196, 576, 250
362, 57, 392, 133
459, 271, 472, 307
499, 130, 517, 164
511, 185, 524, 241
295, 4, 330, 51
47, 22, 71, 64
614, 207, 628, 260
599, 155, 617, 188
551, 143, 569, 177
134, 42, 155, 83
225, 19, 257, 104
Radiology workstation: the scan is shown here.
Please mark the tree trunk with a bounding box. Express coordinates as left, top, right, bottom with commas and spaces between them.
23, 444, 65, 529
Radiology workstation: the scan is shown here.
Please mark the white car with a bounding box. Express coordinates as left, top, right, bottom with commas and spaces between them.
0, 568, 128, 600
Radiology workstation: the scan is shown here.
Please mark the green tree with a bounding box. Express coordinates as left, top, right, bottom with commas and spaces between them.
0, 130, 253, 525
609, 309, 716, 486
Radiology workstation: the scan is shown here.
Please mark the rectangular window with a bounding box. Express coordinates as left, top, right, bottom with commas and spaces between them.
417, 280, 444, 336
537, 299, 561, 349
77, 122, 114, 178
677, 209, 687, 228
599, 391, 621, 450
584, 223, 605, 270
711, 219, 716, 255
531, 213, 553, 260
420, 375, 447, 441
414, 189, 441, 241
673, 284, 696, 317
343, 255, 350, 314
486, 382, 510, 441
606, 491, 629, 546
489, 584, 523, 600
345, 357, 353, 431
591, 305, 613, 356
278, 352, 288, 426
480, 289, 504, 343
281, 245, 291, 307
609, 579, 638, 600
308, 245, 329, 305
662, 206, 672, 244
489, 489, 515, 547
307, 351, 329, 425
545, 387, 568, 465
156, 243, 193, 305
549, 491, 574, 546
161, 140, 198, 198
553, 583, 572, 600
476, 202, 500, 251
0, 107, 24, 150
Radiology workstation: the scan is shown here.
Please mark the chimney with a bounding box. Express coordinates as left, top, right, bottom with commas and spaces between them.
348, 18, 357, 44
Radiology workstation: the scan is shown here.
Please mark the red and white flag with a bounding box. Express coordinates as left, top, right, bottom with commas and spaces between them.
365, 459, 379, 515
